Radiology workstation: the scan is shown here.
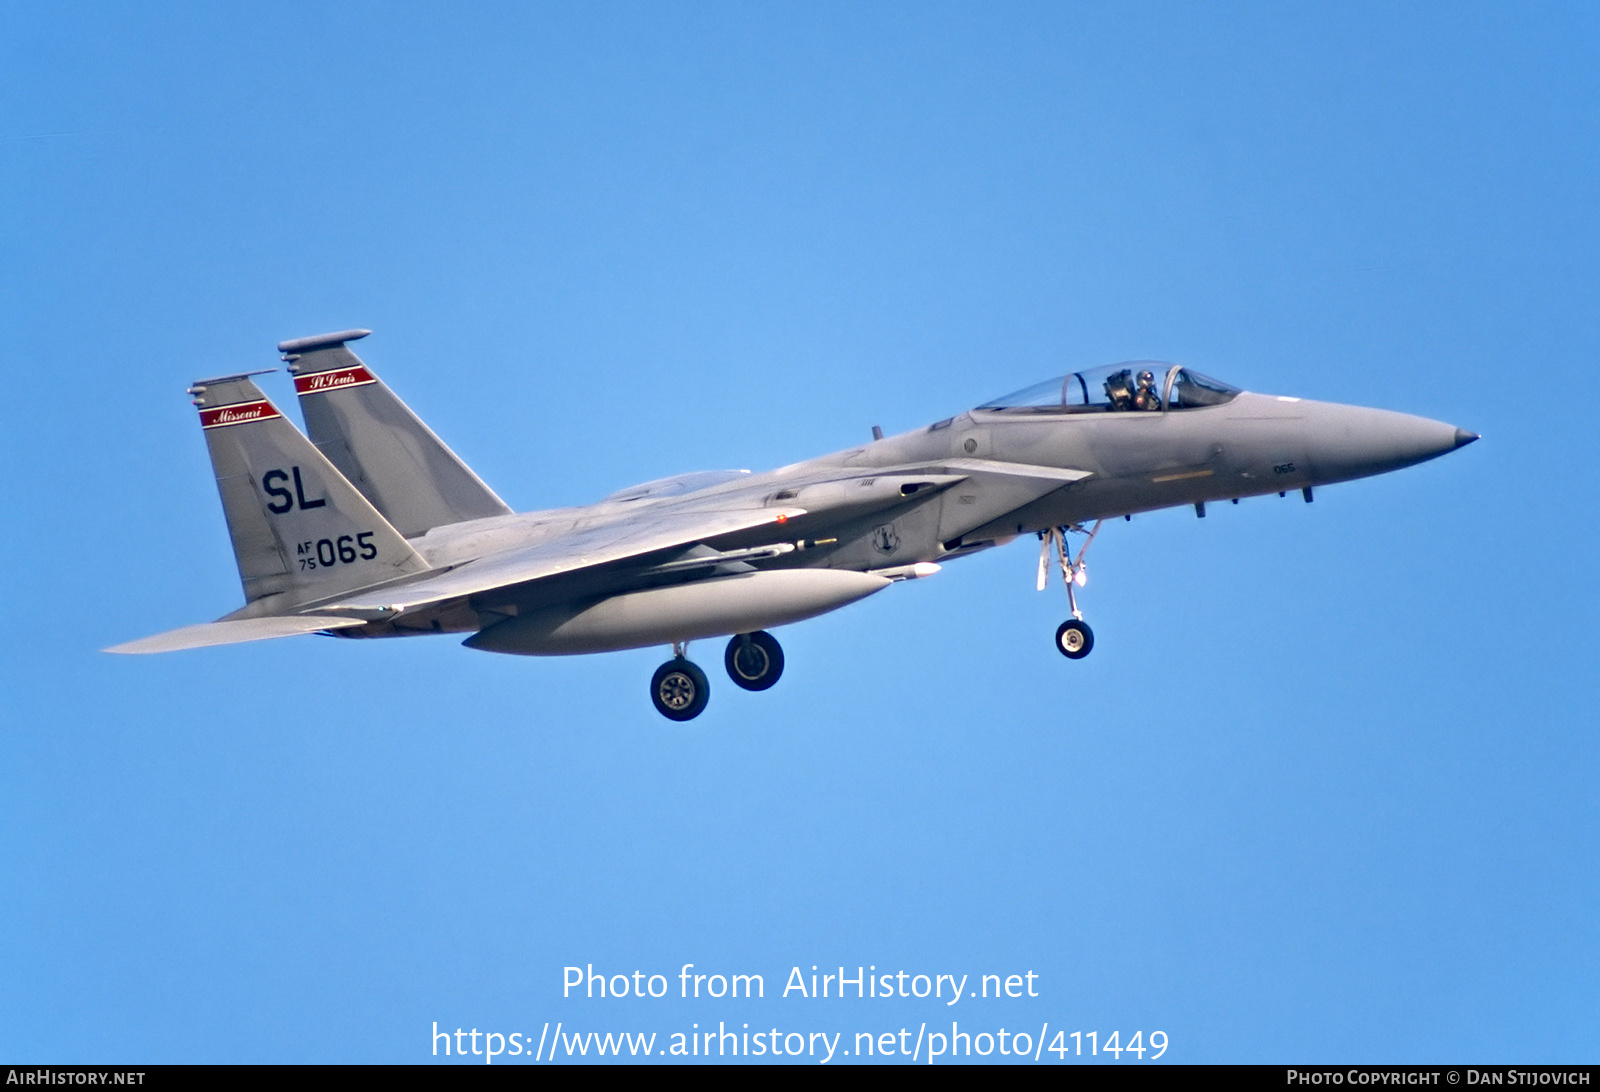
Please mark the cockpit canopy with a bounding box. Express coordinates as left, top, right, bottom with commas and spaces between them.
976, 363, 1241, 414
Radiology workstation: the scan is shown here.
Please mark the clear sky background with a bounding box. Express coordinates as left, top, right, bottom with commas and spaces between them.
2, 1, 1595, 1065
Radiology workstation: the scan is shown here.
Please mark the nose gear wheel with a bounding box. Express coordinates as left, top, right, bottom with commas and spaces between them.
1055, 619, 1094, 659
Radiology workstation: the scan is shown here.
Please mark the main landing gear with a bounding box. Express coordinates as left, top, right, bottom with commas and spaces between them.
1038, 520, 1104, 660
650, 654, 709, 721
725, 630, 784, 691
648, 631, 786, 720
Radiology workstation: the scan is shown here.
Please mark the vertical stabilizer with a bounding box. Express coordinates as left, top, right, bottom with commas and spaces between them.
280, 330, 513, 537
189, 373, 429, 607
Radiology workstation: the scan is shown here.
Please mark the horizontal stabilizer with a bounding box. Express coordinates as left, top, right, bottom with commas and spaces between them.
104, 615, 366, 654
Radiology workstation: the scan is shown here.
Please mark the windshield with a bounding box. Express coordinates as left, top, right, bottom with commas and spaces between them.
977, 363, 1240, 414
1167, 368, 1240, 408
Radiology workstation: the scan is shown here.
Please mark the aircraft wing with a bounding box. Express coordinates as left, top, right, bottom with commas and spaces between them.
311, 458, 1093, 617
313, 503, 808, 615
105, 614, 368, 654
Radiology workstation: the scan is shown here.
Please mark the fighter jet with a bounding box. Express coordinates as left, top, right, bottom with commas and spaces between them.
107, 329, 1477, 720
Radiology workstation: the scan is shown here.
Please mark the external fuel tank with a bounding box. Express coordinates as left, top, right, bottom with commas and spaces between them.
463, 568, 892, 655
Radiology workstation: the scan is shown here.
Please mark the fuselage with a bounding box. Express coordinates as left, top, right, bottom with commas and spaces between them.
367, 379, 1472, 651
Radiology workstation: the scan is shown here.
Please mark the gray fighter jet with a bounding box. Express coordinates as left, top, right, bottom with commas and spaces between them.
108, 330, 1477, 720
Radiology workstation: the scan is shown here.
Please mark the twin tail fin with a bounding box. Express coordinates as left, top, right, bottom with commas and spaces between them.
281, 330, 512, 537
109, 330, 500, 653
187, 372, 429, 608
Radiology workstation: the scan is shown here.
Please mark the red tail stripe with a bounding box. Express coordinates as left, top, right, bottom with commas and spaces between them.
294, 366, 377, 395
199, 400, 282, 429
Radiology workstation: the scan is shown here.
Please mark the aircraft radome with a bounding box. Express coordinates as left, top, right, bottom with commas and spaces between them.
108, 330, 1478, 720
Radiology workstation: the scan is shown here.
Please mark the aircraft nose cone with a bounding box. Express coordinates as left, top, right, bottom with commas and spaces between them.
1300, 403, 1476, 485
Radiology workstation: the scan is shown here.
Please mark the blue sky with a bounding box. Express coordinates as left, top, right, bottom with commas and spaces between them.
2, 1, 1595, 1064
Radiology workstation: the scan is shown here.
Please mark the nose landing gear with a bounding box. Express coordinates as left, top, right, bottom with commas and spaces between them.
1039, 520, 1103, 659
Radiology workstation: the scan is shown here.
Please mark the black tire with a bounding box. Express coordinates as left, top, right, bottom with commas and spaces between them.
724, 631, 785, 691
1055, 620, 1094, 659
651, 658, 710, 720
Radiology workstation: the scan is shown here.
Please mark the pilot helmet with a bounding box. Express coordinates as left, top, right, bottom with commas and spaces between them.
1137, 369, 1155, 385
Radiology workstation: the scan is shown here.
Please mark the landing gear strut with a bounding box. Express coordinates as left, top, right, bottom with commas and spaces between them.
725, 630, 784, 691
650, 647, 709, 721
1039, 520, 1103, 659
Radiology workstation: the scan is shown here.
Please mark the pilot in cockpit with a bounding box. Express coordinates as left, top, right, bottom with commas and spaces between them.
1133, 369, 1162, 411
